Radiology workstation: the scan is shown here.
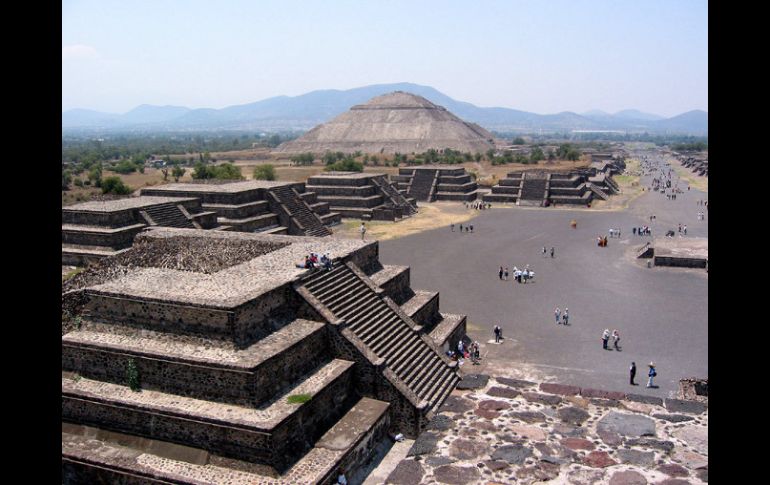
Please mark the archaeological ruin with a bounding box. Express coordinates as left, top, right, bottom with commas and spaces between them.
63, 180, 341, 265
304, 172, 418, 221
273, 91, 501, 155
62, 228, 467, 484
392, 165, 482, 202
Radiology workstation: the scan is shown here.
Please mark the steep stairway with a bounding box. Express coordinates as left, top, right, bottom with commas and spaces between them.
141, 204, 195, 228
371, 176, 417, 215
298, 262, 459, 413
268, 186, 331, 237
407, 169, 437, 202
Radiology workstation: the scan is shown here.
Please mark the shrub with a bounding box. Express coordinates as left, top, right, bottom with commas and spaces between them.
287, 393, 312, 404
101, 176, 132, 195
324, 158, 364, 172
253, 164, 277, 181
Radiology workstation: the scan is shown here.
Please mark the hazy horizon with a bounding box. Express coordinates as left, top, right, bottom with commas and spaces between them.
63, 0, 707, 117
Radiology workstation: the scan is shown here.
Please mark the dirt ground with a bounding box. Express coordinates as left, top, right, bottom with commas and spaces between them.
332, 202, 482, 241
669, 156, 708, 193
589, 158, 644, 211
63, 167, 196, 206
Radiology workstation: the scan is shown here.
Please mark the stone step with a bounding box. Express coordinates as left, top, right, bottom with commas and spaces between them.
390, 339, 429, 375
218, 212, 279, 229
412, 357, 445, 398
62, 245, 132, 266
62, 318, 328, 407
400, 290, 439, 328
259, 225, 289, 235
429, 313, 467, 351
366, 316, 410, 354
422, 366, 456, 406
62, 397, 390, 485
62, 358, 355, 471
368, 265, 411, 304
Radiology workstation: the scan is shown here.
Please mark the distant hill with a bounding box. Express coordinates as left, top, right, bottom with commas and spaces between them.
62, 82, 708, 134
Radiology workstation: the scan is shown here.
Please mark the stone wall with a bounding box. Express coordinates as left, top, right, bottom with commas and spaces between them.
653, 256, 707, 268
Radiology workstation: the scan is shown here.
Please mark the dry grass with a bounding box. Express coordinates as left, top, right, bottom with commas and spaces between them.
333, 202, 479, 241
63, 167, 196, 206
670, 158, 708, 193
589, 158, 644, 211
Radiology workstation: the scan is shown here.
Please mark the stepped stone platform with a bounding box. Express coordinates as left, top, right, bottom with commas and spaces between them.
385, 375, 708, 485
648, 237, 708, 268
62, 196, 218, 266
142, 180, 340, 237
393, 165, 481, 203
62, 227, 467, 484
483, 168, 622, 207
305, 172, 417, 221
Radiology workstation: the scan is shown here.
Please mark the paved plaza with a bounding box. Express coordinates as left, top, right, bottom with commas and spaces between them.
380, 152, 707, 397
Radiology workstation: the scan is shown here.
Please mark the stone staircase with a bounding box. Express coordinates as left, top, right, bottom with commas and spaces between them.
141, 204, 196, 228
268, 186, 332, 237
371, 175, 417, 216
407, 169, 437, 202
587, 182, 610, 200
298, 262, 459, 413
519, 174, 548, 204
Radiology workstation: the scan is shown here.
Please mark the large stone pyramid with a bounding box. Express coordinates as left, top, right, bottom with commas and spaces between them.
275, 91, 498, 154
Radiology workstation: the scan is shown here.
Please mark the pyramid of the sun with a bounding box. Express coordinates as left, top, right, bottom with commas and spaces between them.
274, 91, 498, 154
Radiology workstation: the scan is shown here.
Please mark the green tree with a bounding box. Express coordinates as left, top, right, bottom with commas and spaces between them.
192, 163, 214, 179
62, 170, 72, 190
172, 165, 186, 182
88, 164, 103, 188
113, 160, 138, 174
253, 164, 277, 181
101, 176, 132, 195
213, 163, 243, 180
485, 149, 496, 161
530, 147, 545, 163
161, 167, 169, 181
513, 137, 526, 145
325, 158, 364, 172
474, 152, 482, 163
547, 150, 556, 162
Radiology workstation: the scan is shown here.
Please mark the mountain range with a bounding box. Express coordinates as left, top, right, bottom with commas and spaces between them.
62, 82, 708, 135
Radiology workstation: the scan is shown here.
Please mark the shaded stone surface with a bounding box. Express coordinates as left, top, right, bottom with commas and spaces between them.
425, 456, 455, 467
652, 413, 694, 423
427, 414, 454, 431
386, 459, 425, 484
625, 438, 675, 454
657, 479, 691, 485
583, 451, 617, 468
609, 470, 648, 485
617, 449, 656, 466
440, 395, 474, 414
560, 438, 595, 451
516, 461, 560, 481
664, 398, 707, 415
623, 401, 657, 415
671, 426, 708, 455
523, 392, 563, 405
567, 468, 606, 485
597, 428, 623, 446
597, 412, 656, 437
487, 386, 521, 399
558, 406, 590, 426
540, 383, 581, 395
696, 469, 708, 482
476, 400, 509, 420
581, 388, 626, 400
553, 423, 586, 437
408, 431, 440, 456
626, 394, 664, 406
510, 411, 547, 423
491, 444, 533, 464
591, 398, 621, 407
448, 438, 489, 460
456, 374, 489, 390
657, 463, 689, 477
484, 460, 509, 471
496, 377, 535, 388
433, 464, 481, 484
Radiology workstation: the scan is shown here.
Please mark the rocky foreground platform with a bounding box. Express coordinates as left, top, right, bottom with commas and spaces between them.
385, 375, 707, 485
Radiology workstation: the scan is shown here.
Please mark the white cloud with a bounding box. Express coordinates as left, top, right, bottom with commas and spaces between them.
62, 44, 98, 61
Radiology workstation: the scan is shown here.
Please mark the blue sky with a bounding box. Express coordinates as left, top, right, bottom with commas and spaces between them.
62, 0, 707, 117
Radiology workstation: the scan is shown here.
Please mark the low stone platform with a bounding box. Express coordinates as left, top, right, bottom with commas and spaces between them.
385, 375, 708, 484
652, 237, 708, 268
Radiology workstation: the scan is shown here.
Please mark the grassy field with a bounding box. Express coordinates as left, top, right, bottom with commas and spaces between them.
63, 167, 195, 206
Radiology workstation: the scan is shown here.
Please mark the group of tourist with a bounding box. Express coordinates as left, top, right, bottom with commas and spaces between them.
629, 361, 658, 388
296, 252, 333, 271
498, 265, 533, 283
451, 223, 474, 233
541, 246, 555, 258
601, 329, 621, 351
554, 307, 569, 325
678, 224, 688, 235
466, 201, 491, 210
597, 236, 609, 247
633, 226, 652, 236
607, 228, 621, 238
447, 339, 481, 365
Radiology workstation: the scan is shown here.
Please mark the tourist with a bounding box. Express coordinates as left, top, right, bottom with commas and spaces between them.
359, 222, 366, 241
494, 325, 502, 343
457, 340, 465, 356
612, 329, 621, 351
633, 227, 637, 236
451, 223, 455, 232
499, 266, 504, 280
337, 468, 347, 485
563, 308, 569, 325
469, 224, 474, 233
550, 247, 555, 258
473, 341, 481, 364
647, 362, 657, 388
555, 307, 561, 325
504, 267, 509, 281
683, 225, 687, 235
602, 329, 610, 350
542, 246, 547, 257
629, 362, 637, 385
459, 224, 463, 233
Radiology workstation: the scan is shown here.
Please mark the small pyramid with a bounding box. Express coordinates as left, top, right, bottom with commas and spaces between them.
275, 92, 498, 154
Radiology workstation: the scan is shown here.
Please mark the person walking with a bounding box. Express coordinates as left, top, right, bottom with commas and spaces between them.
555, 307, 561, 325
550, 247, 555, 258
451, 223, 455, 232
647, 362, 657, 388
504, 267, 509, 281
494, 325, 502, 344
499, 266, 504, 280
542, 246, 547, 257
459, 224, 463, 233
612, 329, 621, 351
359, 222, 367, 241
562, 308, 569, 325
602, 329, 610, 350
629, 362, 637, 385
